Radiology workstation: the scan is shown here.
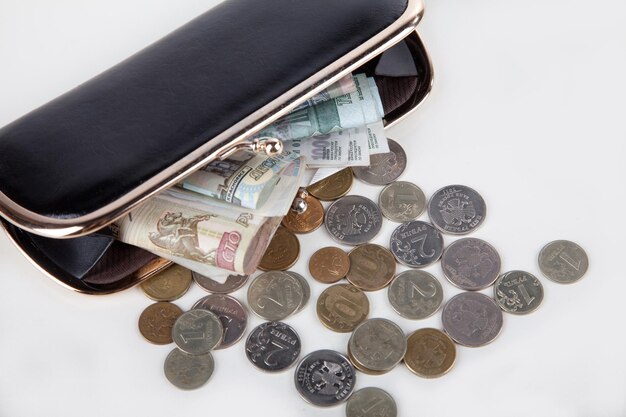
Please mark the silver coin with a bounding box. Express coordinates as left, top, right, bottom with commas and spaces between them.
164, 348, 214, 390
538, 240, 589, 284
388, 270, 444, 320
247, 271, 304, 320
428, 185, 486, 235
192, 271, 249, 294
348, 318, 406, 372
284, 271, 310, 313
352, 139, 407, 185
442, 292, 503, 347
389, 221, 444, 268
346, 387, 397, 417
295, 349, 356, 407
441, 238, 501, 290
245, 321, 301, 372
325, 195, 383, 246
494, 270, 544, 315
172, 309, 223, 355
192, 294, 247, 349
378, 181, 426, 223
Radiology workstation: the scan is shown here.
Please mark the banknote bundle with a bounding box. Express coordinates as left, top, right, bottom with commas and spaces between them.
112, 73, 388, 280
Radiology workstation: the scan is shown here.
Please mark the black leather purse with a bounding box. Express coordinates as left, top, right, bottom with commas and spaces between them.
0, 0, 433, 294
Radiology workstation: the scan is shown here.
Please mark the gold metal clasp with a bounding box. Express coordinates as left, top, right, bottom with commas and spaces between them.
218, 137, 283, 160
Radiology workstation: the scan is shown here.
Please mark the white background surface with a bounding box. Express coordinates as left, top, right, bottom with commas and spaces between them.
1, 0, 625, 416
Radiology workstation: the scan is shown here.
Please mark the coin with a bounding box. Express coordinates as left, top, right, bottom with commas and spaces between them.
172, 309, 223, 355
538, 240, 589, 284
442, 292, 503, 347
140, 264, 192, 301
389, 221, 444, 268
295, 349, 356, 407
317, 284, 369, 333
164, 348, 214, 390
192, 272, 249, 294
138, 302, 183, 345
427, 185, 486, 235
352, 139, 407, 185
346, 347, 386, 376
387, 270, 443, 320
258, 226, 300, 271
284, 271, 310, 313
247, 271, 304, 320
346, 244, 396, 291
245, 322, 301, 372
192, 294, 248, 349
494, 270, 544, 315
307, 168, 353, 201
378, 181, 426, 222
281, 193, 324, 234
309, 247, 350, 284
348, 318, 406, 373
346, 387, 397, 417
405, 328, 456, 378
325, 195, 382, 246
441, 238, 501, 290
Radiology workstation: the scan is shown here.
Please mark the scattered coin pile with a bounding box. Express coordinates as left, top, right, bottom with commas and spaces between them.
135, 137, 589, 416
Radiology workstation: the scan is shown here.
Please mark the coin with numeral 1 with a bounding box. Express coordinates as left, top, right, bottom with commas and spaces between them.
538, 240, 589, 284
346, 387, 397, 417
172, 309, 223, 355
193, 294, 248, 349
389, 221, 444, 268
494, 270, 544, 315
245, 322, 301, 372
378, 181, 426, 222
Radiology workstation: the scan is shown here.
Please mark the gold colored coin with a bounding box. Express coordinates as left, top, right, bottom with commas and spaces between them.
346, 244, 396, 291
316, 283, 369, 333
138, 302, 183, 345
309, 246, 350, 284
307, 168, 353, 201
281, 194, 324, 234
258, 226, 300, 271
140, 264, 192, 301
405, 328, 456, 378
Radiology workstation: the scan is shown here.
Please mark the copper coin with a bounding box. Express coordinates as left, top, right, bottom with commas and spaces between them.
138, 302, 183, 345
346, 244, 396, 291
258, 226, 300, 271
405, 328, 456, 378
140, 264, 192, 301
281, 194, 324, 234
309, 247, 350, 284
316, 283, 369, 333
307, 168, 353, 201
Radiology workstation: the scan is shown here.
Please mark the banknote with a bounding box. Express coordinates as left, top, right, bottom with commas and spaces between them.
293, 75, 356, 111
282, 127, 370, 167
181, 150, 299, 210
366, 121, 389, 154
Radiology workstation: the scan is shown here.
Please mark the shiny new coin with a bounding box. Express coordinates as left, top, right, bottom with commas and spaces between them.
494, 270, 544, 315
138, 302, 183, 345
193, 294, 248, 349
346, 244, 396, 291
246, 321, 301, 372
284, 271, 310, 313
389, 221, 444, 268
538, 240, 589, 284
317, 284, 369, 333
307, 168, 353, 201
428, 185, 486, 235
247, 271, 304, 320
379, 181, 426, 222
309, 247, 350, 284
348, 318, 406, 373
325, 195, 383, 246
388, 270, 443, 320
281, 193, 324, 234
172, 309, 223, 355
140, 264, 192, 301
353, 139, 407, 185
295, 349, 356, 407
405, 328, 456, 378
258, 226, 300, 271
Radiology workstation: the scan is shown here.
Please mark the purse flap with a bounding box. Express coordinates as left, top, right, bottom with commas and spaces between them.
0, 0, 423, 238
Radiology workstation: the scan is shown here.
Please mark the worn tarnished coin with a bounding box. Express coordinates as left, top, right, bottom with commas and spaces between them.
428, 185, 486, 235
192, 271, 249, 294
352, 139, 407, 185
284, 271, 310, 313
346, 387, 397, 417
309, 247, 350, 284
325, 195, 382, 246
388, 270, 443, 320
346, 347, 386, 376
442, 292, 503, 347
307, 168, 354, 201
295, 349, 356, 407
317, 284, 369, 333
389, 221, 444, 268
348, 318, 406, 373
258, 226, 300, 271
538, 240, 589, 284
494, 270, 544, 315
346, 244, 396, 291
441, 238, 501, 290
193, 294, 247, 349
172, 309, 223, 355
245, 322, 301, 372
140, 264, 192, 301
164, 348, 214, 390
379, 181, 426, 222
405, 328, 456, 378
138, 302, 183, 345
247, 271, 304, 320
282, 193, 324, 234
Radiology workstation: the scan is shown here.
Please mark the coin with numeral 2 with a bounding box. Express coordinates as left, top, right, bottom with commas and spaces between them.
389, 221, 444, 268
